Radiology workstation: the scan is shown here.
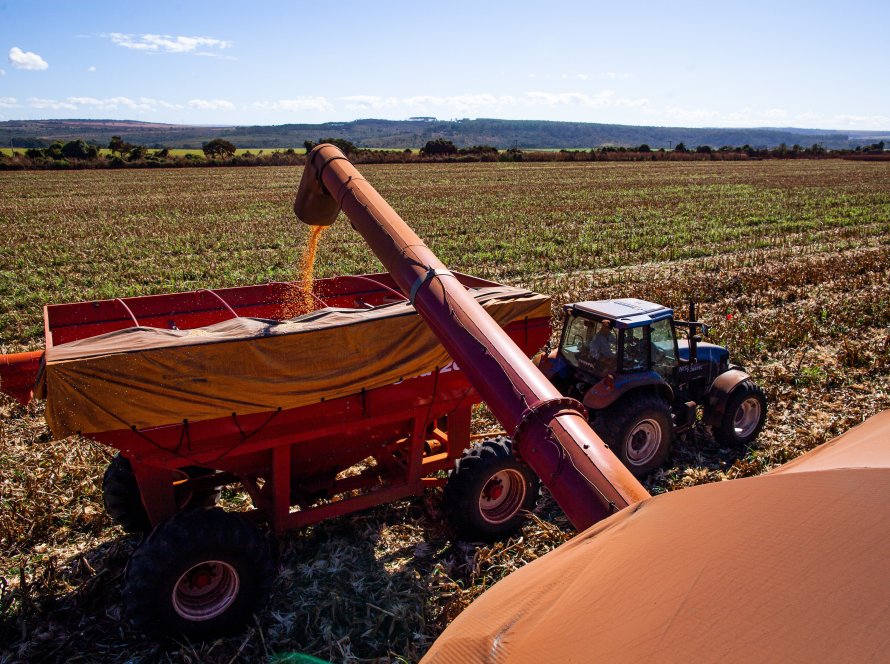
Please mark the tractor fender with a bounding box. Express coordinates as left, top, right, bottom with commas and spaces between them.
583, 371, 673, 411
704, 369, 751, 426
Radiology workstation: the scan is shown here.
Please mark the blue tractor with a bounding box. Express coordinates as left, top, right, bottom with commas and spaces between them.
537, 299, 767, 477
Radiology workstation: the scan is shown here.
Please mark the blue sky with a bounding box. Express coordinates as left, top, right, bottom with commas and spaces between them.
1, 0, 887, 129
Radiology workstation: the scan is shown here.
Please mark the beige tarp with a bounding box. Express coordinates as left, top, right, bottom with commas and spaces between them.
423, 411, 890, 663
42, 286, 549, 437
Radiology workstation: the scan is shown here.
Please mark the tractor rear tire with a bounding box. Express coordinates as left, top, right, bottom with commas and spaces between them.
443, 436, 540, 542
102, 454, 220, 534
715, 381, 767, 447
593, 393, 672, 478
123, 507, 274, 640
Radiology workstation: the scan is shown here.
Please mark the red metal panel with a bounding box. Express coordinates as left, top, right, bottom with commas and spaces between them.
0, 351, 43, 405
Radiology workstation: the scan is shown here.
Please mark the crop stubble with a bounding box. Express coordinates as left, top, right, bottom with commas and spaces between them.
1, 160, 888, 662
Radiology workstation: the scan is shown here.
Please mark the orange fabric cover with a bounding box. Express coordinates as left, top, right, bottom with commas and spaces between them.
423, 411, 890, 663
42, 286, 549, 437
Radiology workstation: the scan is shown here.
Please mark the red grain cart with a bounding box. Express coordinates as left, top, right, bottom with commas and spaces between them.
1, 272, 549, 637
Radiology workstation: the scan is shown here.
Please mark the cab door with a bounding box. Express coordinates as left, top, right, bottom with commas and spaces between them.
650, 318, 680, 379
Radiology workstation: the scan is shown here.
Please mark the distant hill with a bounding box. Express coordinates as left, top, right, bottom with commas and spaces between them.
1, 118, 887, 150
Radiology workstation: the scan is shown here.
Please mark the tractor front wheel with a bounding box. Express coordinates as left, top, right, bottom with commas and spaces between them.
594, 393, 672, 478
715, 381, 767, 447
443, 437, 540, 541
123, 507, 274, 640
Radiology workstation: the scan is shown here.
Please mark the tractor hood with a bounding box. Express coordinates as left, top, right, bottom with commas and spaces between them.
678, 340, 729, 365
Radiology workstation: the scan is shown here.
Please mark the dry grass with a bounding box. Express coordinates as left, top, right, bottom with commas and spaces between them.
1, 160, 889, 662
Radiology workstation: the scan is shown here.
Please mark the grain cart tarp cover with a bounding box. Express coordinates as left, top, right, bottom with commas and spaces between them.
39, 285, 549, 437
423, 410, 890, 664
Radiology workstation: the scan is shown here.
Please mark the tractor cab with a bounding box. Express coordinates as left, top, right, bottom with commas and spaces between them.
557, 298, 679, 381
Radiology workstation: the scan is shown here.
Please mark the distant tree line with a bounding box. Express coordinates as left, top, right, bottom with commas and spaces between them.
1, 136, 886, 171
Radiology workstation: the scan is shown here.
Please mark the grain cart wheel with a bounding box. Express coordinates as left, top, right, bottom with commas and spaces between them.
443, 436, 540, 541
715, 381, 767, 447
102, 454, 220, 534
123, 507, 274, 640
594, 393, 672, 478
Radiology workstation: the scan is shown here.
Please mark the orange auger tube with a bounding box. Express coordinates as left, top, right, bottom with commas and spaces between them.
294, 144, 649, 530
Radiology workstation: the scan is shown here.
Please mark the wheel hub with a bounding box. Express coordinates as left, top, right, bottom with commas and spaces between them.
625, 419, 662, 465
172, 560, 240, 622
478, 469, 527, 525
483, 478, 504, 501
733, 397, 762, 438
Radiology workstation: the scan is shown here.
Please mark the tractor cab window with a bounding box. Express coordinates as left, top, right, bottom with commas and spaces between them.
621, 326, 650, 372
560, 313, 617, 376
650, 318, 679, 378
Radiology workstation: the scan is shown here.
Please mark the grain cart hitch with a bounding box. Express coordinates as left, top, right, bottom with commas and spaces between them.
295, 144, 650, 530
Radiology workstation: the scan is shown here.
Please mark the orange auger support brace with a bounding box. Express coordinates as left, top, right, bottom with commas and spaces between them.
294, 144, 650, 531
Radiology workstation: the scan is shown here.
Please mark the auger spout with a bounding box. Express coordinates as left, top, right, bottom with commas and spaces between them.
294, 144, 650, 530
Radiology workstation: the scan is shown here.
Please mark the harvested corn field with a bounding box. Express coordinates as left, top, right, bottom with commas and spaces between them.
1, 160, 889, 662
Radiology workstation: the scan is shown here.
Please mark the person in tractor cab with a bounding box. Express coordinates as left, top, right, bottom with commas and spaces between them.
586, 319, 617, 374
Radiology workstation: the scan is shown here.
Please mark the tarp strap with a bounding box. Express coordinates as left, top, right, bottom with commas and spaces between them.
409, 268, 453, 304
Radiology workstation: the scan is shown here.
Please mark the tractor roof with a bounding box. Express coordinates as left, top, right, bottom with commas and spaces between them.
568, 298, 673, 328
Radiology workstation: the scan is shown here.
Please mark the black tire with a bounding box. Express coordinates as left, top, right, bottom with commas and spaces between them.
123, 507, 275, 640
443, 436, 540, 541
715, 381, 767, 447
593, 393, 672, 478
103, 455, 151, 534
102, 454, 220, 534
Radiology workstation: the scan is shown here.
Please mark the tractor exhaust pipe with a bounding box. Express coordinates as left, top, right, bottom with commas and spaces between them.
294, 144, 649, 530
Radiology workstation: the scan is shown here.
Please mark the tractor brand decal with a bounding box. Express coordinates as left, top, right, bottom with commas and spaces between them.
678, 364, 707, 377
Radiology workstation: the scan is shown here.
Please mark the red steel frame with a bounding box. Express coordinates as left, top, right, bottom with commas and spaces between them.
0, 272, 549, 534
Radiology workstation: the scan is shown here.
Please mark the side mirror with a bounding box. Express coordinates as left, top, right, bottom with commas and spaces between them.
692, 334, 703, 343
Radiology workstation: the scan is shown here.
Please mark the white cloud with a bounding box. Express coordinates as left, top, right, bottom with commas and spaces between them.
831, 113, 890, 128
340, 95, 399, 111
253, 98, 334, 113
152, 98, 184, 110
603, 72, 630, 80
20, 95, 187, 113
636, 104, 890, 129
525, 90, 650, 109
107, 33, 232, 54
87, 66, 96, 72
67, 96, 160, 111
188, 98, 236, 110
193, 52, 238, 60
8, 47, 49, 71
645, 105, 748, 125
527, 73, 593, 81
401, 94, 519, 113
0, 69, 5, 76
0, 97, 18, 108
28, 97, 76, 110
